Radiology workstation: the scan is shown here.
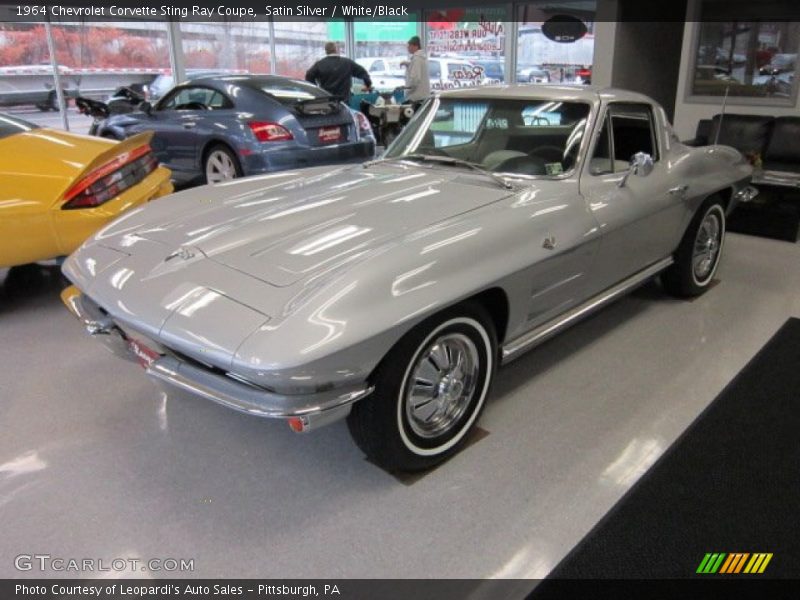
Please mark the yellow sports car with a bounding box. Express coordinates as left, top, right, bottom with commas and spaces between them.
0, 113, 173, 268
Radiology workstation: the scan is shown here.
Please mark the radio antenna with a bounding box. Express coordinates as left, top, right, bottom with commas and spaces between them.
713, 84, 730, 146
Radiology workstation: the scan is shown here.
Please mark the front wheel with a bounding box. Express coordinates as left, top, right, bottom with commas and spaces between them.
662, 197, 726, 297
347, 303, 497, 472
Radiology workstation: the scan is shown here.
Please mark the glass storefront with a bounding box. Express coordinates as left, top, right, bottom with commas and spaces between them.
425, 6, 508, 87
179, 22, 271, 73
516, 2, 596, 85
273, 21, 333, 79
0, 23, 59, 112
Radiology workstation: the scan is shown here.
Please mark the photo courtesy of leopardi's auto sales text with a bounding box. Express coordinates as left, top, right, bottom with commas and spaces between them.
2, 0, 800, 598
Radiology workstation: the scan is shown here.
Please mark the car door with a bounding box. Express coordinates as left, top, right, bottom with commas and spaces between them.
579, 102, 685, 291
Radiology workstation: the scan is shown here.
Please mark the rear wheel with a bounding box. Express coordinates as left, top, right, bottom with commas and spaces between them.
347, 303, 496, 472
204, 144, 242, 184
662, 196, 726, 297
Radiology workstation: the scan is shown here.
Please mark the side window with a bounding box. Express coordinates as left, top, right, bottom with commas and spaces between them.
206, 91, 229, 109
590, 103, 658, 175
370, 60, 384, 72
160, 87, 231, 111
428, 60, 441, 80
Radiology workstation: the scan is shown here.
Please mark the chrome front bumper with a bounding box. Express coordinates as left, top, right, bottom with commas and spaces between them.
61, 286, 373, 431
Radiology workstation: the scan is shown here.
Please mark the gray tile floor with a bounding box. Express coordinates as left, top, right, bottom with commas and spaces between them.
1, 233, 798, 579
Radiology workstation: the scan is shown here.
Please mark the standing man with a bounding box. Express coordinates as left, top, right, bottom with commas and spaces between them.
305, 42, 372, 103
403, 36, 430, 108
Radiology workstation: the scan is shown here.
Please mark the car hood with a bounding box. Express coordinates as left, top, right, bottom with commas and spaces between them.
102, 163, 516, 288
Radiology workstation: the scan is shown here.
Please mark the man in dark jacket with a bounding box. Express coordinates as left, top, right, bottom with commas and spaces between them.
305, 42, 372, 102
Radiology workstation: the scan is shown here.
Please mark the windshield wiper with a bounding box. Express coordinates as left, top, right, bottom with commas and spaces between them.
364, 153, 513, 190
362, 153, 428, 168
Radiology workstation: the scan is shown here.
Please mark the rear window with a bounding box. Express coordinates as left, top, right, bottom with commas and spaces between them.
257, 80, 330, 102
0, 113, 37, 139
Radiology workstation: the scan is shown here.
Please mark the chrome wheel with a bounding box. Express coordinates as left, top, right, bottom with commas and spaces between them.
692, 208, 722, 283
205, 149, 238, 183
404, 333, 480, 439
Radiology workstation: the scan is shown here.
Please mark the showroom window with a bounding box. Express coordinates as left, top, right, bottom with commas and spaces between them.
689, 20, 800, 102
425, 5, 508, 87
516, 1, 596, 85
0, 23, 61, 112
179, 21, 271, 74
351, 18, 418, 93
51, 21, 170, 71
51, 21, 170, 108
273, 20, 334, 79
352, 19, 418, 59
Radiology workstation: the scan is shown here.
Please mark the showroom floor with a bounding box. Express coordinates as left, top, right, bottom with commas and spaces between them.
1, 232, 799, 579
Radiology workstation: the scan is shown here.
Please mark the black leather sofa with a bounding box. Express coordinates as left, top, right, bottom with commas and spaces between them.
686, 114, 800, 188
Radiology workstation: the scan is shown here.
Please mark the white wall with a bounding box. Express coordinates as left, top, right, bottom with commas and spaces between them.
673, 11, 800, 139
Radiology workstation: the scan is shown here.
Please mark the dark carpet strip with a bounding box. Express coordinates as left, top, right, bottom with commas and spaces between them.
728, 191, 800, 243
531, 318, 800, 595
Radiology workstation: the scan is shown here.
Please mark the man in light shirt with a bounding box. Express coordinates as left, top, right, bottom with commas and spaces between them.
403, 36, 430, 108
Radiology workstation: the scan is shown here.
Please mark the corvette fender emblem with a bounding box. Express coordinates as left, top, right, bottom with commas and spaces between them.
165, 247, 195, 262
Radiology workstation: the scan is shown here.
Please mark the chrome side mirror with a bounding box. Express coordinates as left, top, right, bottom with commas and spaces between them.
618, 152, 654, 187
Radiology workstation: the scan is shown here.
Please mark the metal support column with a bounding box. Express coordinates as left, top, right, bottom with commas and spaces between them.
44, 17, 68, 131
345, 19, 356, 58
166, 19, 185, 84
268, 18, 277, 74
506, 10, 518, 85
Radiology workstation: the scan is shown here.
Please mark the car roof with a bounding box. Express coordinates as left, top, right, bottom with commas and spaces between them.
438, 84, 654, 105
192, 74, 312, 87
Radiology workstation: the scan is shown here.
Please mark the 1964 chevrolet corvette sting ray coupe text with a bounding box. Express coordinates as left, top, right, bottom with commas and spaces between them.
61, 86, 757, 471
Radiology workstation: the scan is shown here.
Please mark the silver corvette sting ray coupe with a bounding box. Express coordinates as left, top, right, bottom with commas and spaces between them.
62, 86, 756, 471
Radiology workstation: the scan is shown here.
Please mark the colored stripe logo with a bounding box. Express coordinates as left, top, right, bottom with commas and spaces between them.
696, 552, 773, 574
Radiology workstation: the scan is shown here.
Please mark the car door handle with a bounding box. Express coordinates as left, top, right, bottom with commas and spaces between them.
182, 122, 197, 129
668, 184, 689, 195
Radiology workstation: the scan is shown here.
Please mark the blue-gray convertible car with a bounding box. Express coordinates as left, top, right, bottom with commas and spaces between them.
95, 75, 376, 185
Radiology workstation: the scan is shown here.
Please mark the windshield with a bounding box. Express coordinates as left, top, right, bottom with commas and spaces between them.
384, 97, 591, 177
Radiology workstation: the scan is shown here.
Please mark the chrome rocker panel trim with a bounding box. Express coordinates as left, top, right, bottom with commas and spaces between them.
501, 257, 674, 364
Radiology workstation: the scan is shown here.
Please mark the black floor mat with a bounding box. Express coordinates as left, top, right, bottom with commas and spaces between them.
728, 189, 800, 242
537, 318, 800, 582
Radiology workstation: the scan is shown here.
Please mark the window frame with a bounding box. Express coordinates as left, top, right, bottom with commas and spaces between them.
588, 101, 660, 176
